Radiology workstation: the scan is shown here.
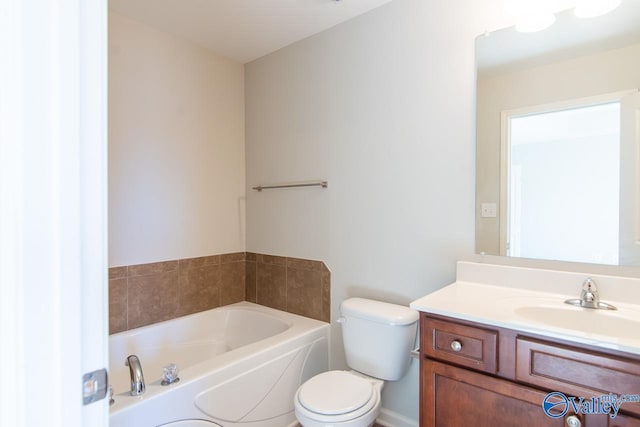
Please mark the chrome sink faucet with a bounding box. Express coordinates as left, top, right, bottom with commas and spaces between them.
565, 278, 617, 310
125, 354, 146, 395
580, 278, 600, 308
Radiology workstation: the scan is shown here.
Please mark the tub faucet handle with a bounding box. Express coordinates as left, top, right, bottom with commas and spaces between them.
161, 363, 180, 386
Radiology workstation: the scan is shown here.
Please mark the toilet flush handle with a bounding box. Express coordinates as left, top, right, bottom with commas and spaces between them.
336, 317, 346, 324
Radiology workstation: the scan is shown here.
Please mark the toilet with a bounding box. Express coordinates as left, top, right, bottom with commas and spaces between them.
294, 298, 419, 427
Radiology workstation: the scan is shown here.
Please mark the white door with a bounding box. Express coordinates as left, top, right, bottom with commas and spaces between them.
0, 1, 109, 426
619, 91, 640, 266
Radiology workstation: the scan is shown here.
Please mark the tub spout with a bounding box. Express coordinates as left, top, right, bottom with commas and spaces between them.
125, 354, 146, 396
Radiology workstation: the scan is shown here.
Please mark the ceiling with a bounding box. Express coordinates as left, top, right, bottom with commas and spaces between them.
109, 0, 394, 64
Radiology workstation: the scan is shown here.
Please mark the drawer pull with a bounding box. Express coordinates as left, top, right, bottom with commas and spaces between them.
565, 415, 581, 427
450, 340, 463, 352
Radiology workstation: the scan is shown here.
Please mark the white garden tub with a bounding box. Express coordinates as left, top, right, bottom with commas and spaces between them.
109, 302, 329, 427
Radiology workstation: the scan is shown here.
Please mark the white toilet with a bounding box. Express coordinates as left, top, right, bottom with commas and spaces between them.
294, 298, 419, 427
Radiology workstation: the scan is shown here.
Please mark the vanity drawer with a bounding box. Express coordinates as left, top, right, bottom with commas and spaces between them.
516, 337, 640, 417
422, 315, 498, 374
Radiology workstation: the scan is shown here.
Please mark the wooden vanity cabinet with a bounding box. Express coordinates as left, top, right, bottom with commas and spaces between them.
420, 313, 640, 427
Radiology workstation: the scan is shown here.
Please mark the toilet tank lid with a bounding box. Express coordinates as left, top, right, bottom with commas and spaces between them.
340, 298, 419, 326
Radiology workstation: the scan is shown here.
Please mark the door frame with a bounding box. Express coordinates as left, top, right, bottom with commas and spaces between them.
499, 89, 637, 257
0, 1, 109, 425
619, 90, 640, 265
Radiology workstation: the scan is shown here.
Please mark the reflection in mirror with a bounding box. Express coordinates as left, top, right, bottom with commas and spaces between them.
504, 95, 622, 265
475, 0, 640, 266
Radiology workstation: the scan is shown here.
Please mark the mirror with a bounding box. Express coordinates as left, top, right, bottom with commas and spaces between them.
475, 0, 640, 266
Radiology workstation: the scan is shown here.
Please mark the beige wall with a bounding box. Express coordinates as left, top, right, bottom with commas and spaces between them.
476, 42, 640, 255
109, 13, 245, 267
244, 0, 508, 421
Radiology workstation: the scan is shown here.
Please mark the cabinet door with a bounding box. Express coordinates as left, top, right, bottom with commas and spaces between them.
422, 359, 576, 427
516, 338, 640, 418
607, 414, 640, 427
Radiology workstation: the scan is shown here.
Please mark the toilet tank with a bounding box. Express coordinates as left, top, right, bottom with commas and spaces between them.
340, 298, 419, 381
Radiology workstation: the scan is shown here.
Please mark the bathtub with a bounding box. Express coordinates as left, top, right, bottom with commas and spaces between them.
109, 302, 330, 427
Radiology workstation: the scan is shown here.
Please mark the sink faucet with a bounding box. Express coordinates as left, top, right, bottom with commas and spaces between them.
580, 278, 600, 308
565, 278, 617, 310
125, 355, 146, 396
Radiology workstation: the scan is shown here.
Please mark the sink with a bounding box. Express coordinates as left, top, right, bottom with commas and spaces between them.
514, 305, 640, 340
410, 264, 640, 353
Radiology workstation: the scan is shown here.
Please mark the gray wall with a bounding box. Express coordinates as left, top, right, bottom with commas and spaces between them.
245, 0, 506, 421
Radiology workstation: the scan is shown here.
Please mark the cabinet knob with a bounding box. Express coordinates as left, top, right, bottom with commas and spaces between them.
450, 340, 463, 352
565, 415, 581, 427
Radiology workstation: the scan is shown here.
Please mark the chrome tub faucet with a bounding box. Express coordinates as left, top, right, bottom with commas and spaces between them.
125, 354, 146, 396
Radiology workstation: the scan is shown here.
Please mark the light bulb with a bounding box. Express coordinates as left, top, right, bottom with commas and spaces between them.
574, 0, 622, 18
506, 0, 558, 33
515, 12, 556, 33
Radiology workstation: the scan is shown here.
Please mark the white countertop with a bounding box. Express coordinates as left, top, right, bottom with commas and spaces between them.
410, 262, 640, 355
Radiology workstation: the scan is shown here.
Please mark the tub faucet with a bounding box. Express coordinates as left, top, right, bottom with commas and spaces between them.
125, 355, 146, 396
564, 278, 617, 310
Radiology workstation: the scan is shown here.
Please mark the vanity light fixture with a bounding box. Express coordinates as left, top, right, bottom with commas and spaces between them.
505, 0, 622, 33
506, 0, 558, 33
573, 0, 622, 18
515, 12, 556, 32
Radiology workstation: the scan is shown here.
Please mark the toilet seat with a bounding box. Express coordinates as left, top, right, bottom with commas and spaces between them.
294, 371, 381, 424
299, 371, 373, 415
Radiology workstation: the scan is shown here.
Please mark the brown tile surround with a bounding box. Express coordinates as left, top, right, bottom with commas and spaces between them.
109, 252, 330, 334
245, 254, 331, 322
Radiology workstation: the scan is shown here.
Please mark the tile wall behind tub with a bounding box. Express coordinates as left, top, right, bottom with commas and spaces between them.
108, 253, 245, 334
109, 252, 330, 334
245, 253, 331, 323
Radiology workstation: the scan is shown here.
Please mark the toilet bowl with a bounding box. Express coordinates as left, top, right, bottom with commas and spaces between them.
293, 298, 418, 427
294, 371, 383, 427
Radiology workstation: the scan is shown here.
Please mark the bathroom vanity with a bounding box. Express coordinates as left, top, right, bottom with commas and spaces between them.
411, 262, 640, 427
